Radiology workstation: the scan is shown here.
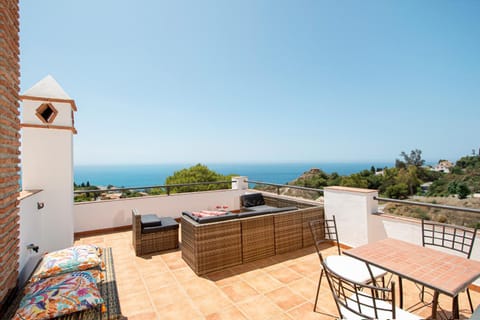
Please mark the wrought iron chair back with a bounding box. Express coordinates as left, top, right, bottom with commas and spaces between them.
309, 215, 341, 256
322, 255, 396, 320
421, 218, 478, 312
421, 219, 477, 258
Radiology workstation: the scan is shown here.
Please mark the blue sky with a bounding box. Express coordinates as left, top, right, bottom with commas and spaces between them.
19, 1, 480, 165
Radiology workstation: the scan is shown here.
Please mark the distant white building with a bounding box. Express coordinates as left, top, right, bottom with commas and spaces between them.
431, 160, 454, 173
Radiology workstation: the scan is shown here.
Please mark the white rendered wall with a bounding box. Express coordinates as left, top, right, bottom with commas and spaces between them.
323, 186, 378, 248
74, 189, 245, 233
18, 191, 44, 284
21, 127, 74, 252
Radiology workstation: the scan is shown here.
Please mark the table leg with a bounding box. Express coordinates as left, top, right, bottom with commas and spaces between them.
452, 295, 459, 320
431, 290, 439, 320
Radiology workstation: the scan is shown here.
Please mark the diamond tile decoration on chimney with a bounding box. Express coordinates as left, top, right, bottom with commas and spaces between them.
36, 103, 58, 124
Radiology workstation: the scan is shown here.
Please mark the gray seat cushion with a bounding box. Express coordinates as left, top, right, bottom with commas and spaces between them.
141, 216, 178, 233
240, 193, 266, 207
141, 214, 162, 227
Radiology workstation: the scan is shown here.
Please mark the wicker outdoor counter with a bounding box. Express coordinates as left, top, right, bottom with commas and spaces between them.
181, 195, 324, 275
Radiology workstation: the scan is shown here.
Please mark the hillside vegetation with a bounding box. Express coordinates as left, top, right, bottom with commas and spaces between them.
289, 152, 480, 200
275, 151, 480, 227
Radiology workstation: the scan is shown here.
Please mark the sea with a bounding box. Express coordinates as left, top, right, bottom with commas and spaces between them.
74, 162, 393, 188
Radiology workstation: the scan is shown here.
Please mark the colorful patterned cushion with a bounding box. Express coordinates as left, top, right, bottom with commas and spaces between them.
14, 271, 104, 320
31, 245, 104, 282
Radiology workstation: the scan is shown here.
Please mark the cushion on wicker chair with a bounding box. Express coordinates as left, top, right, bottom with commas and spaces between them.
142, 217, 178, 233
241, 193, 266, 207
140, 214, 162, 227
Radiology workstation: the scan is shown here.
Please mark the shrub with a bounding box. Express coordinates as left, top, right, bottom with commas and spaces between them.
385, 183, 409, 199
457, 183, 471, 199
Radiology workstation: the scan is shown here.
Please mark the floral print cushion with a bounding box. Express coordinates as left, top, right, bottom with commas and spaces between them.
14, 271, 104, 320
31, 245, 104, 282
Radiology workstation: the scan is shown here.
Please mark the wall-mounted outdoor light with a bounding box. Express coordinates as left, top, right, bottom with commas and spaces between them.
37, 202, 45, 210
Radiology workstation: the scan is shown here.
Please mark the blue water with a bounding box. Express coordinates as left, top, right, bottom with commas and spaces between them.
74, 162, 393, 187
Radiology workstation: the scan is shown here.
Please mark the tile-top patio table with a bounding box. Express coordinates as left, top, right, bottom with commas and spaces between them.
344, 238, 480, 319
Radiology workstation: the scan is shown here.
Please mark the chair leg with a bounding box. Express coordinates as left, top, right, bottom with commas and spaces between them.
467, 288, 474, 313
314, 269, 324, 311
399, 276, 404, 309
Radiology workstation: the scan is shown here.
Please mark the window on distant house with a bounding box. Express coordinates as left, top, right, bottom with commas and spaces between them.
36, 103, 58, 123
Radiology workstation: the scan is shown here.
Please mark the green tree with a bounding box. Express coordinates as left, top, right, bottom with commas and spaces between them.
366, 173, 384, 190
385, 183, 409, 199
340, 173, 369, 188
396, 166, 421, 195
165, 163, 234, 193
396, 149, 425, 168
328, 172, 342, 186
455, 156, 480, 170
378, 167, 399, 194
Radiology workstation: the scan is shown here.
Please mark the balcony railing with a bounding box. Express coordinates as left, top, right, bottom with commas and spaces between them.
376, 196, 480, 228
376, 196, 480, 214
246, 179, 324, 196
73, 180, 234, 202
74, 179, 326, 202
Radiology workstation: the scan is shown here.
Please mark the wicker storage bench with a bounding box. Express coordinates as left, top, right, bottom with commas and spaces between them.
132, 209, 179, 256
181, 194, 324, 275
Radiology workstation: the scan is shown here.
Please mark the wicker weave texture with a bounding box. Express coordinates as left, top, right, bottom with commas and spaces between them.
301, 207, 325, 247
263, 194, 314, 209
241, 215, 275, 263
141, 229, 179, 255
181, 217, 242, 275
132, 210, 179, 256
274, 211, 303, 254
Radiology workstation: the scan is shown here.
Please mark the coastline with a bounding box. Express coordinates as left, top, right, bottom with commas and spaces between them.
74, 162, 393, 187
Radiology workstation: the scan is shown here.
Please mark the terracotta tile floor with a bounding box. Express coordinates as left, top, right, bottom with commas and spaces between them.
75, 230, 479, 319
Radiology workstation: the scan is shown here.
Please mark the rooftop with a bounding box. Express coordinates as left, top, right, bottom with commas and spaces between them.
75, 229, 479, 320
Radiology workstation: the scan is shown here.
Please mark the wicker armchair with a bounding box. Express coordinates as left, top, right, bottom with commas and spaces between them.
132, 208, 179, 256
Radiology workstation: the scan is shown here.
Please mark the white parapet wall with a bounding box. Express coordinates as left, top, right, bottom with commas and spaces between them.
74, 188, 246, 233
323, 186, 378, 248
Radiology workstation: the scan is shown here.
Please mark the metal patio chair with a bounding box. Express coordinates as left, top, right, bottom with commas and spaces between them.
322, 252, 421, 320
420, 218, 478, 313
309, 216, 387, 312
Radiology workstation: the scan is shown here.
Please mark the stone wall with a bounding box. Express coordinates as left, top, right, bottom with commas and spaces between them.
0, 0, 20, 307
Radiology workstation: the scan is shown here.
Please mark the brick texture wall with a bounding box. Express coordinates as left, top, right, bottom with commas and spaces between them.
0, 0, 21, 307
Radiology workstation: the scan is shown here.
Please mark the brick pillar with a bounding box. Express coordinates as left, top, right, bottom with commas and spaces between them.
0, 0, 21, 307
